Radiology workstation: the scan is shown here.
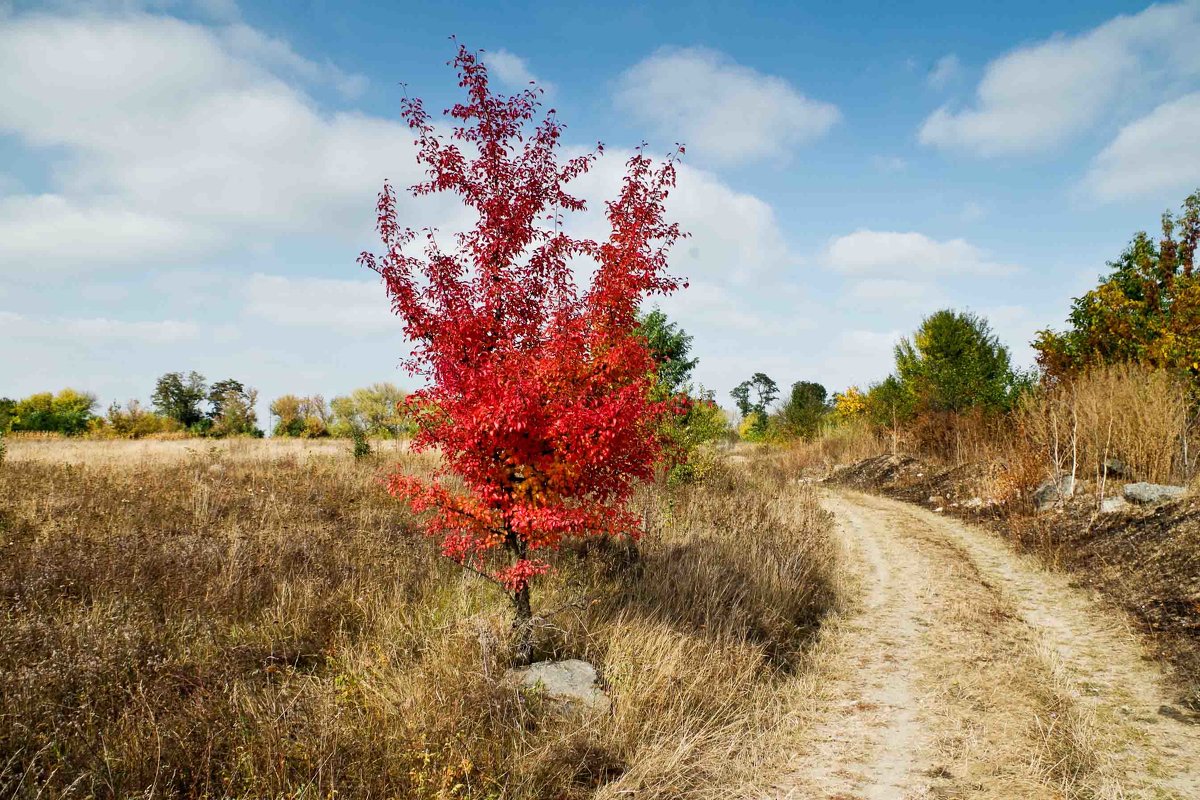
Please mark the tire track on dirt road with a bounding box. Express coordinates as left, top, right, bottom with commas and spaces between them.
772, 489, 1200, 800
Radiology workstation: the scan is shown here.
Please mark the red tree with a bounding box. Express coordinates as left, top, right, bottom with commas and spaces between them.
359, 46, 684, 644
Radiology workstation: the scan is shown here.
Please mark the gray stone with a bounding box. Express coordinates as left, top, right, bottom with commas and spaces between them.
962, 497, 985, 510
1103, 458, 1130, 478
1099, 496, 1129, 514
1123, 482, 1186, 505
1034, 474, 1075, 510
507, 659, 609, 710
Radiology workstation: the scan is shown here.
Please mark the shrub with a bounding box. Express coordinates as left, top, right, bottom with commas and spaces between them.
831, 386, 867, 423
663, 390, 730, 485
350, 426, 371, 459
102, 399, 185, 439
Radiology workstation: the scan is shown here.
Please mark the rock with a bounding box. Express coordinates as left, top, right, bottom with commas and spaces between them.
927, 494, 945, 506
1034, 474, 1075, 510
962, 497, 985, 510
1099, 496, 1129, 514
507, 659, 609, 710
1103, 458, 1130, 478
1123, 482, 1186, 505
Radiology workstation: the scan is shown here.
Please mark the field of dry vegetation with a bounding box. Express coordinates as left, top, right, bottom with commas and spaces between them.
0, 438, 838, 798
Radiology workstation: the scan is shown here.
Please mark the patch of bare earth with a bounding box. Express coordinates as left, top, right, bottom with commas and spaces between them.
772, 489, 1200, 800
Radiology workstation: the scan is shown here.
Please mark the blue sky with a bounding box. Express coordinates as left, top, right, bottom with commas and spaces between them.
3, 0, 1200, 420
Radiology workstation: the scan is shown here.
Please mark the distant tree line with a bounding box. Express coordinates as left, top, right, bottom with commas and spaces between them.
0, 373, 418, 440
728, 309, 1027, 444
268, 383, 415, 439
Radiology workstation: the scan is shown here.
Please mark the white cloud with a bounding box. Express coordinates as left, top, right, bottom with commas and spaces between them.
658, 281, 814, 339
0, 310, 200, 342
919, 2, 1200, 155
614, 47, 840, 165
242, 273, 398, 334
927, 54, 961, 89
1083, 92, 1200, 200
825, 230, 1018, 276
0, 194, 210, 267
977, 303, 1039, 367
563, 147, 795, 286
220, 23, 367, 98
827, 328, 905, 387
846, 278, 946, 310
0, 11, 421, 273
485, 48, 554, 95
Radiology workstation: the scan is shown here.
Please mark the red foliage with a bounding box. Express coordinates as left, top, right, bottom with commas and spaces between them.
359, 45, 684, 604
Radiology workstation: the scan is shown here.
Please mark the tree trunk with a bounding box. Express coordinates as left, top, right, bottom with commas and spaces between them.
506, 528, 535, 665
512, 583, 533, 664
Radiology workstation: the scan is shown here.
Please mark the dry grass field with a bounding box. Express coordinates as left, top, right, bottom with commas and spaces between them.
0, 438, 837, 799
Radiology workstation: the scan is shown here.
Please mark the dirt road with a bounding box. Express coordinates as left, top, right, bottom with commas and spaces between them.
774, 489, 1200, 800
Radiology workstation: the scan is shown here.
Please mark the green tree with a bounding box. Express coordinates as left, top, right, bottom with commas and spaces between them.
210, 384, 261, 437
329, 383, 412, 438
637, 308, 698, 397
11, 393, 56, 432
271, 394, 304, 437
0, 397, 14, 433
731, 373, 778, 441
10, 389, 97, 434
730, 372, 779, 418
152, 371, 208, 428
1034, 189, 1200, 383
777, 381, 829, 439
271, 394, 329, 437
864, 375, 915, 428
894, 310, 1018, 413
208, 379, 245, 419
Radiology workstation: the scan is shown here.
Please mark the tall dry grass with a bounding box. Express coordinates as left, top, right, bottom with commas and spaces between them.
776, 421, 886, 474
1017, 363, 1190, 486
0, 439, 836, 799
803, 364, 1195, 506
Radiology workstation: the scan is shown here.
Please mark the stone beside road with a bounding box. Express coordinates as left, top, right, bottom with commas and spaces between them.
506, 659, 610, 711
1123, 482, 1186, 506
